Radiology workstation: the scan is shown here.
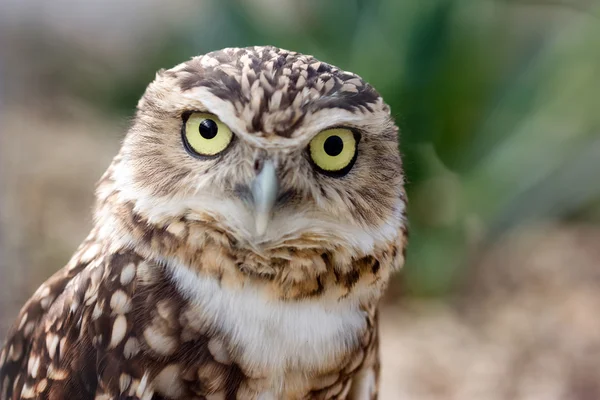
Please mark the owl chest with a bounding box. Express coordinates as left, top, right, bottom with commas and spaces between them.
167, 263, 369, 377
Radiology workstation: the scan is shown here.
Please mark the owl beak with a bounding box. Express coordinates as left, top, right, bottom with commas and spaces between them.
251, 159, 278, 236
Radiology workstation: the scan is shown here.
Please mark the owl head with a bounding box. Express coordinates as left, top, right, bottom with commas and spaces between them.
104, 46, 405, 293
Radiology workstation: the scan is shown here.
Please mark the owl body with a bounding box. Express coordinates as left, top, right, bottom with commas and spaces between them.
0, 46, 406, 399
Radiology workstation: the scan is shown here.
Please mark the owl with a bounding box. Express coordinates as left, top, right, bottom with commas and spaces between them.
0, 46, 407, 399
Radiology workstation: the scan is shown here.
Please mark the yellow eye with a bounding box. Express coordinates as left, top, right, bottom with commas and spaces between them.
309, 128, 358, 175
182, 112, 233, 157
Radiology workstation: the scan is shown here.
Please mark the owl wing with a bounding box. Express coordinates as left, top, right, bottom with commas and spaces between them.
0, 247, 145, 400
0, 242, 101, 400
1, 247, 244, 400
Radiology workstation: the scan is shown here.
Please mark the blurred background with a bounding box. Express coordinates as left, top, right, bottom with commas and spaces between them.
1, 0, 600, 398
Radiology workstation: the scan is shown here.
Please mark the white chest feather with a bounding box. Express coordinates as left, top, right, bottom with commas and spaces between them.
167, 260, 368, 375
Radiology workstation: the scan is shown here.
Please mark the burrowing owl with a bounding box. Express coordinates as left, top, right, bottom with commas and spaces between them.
0, 46, 407, 399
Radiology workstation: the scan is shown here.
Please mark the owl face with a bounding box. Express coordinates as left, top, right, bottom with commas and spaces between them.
112, 46, 404, 256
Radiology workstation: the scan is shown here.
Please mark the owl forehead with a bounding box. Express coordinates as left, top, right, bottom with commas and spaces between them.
159, 46, 384, 138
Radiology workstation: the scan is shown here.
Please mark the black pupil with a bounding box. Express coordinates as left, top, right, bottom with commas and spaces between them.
323, 135, 344, 157
199, 119, 218, 139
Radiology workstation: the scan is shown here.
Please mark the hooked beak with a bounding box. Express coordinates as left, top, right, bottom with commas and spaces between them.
251, 159, 278, 236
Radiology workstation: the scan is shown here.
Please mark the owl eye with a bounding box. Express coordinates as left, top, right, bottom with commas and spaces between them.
182, 112, 233, 157
309, 128, 359, 176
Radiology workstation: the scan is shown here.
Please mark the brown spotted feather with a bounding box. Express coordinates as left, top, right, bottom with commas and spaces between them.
1, 46, 406, 400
